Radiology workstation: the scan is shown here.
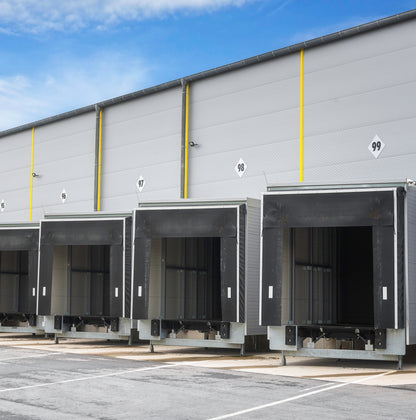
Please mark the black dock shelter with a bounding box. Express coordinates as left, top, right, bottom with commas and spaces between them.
0, 224, 41, 333
261, 182, 416, 368
37, 214, 132, 342
132, 199, 264, 353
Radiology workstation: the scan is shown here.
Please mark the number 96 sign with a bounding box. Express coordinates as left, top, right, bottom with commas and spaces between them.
368, 135, 385, 159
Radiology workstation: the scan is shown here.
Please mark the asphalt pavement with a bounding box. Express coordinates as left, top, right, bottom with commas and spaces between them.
0, 335, 415, 419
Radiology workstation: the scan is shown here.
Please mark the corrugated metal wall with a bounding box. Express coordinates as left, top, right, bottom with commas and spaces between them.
32, 112, 96, 220
100, 88, 182, 211
406, 185, 416, 345
188, 55, 300, 199
0, 130, 32, 222
245, 198, 263, 335
304, 19, 416, 183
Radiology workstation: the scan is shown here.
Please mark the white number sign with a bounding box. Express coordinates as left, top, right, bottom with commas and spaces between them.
368, 135, 385, 159
234, 158, 247, 178
136, 176, 146, 192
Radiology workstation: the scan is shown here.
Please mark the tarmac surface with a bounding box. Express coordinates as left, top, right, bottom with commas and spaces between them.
0, 334, 416, 419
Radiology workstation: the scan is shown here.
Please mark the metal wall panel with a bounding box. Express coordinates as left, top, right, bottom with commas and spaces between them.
101, 88, 182, 211
304, 19, 416, 183
244, 198, 264, 335
32, 113, 96, 220
406, 186, 416, 344
188, 55, 300, 199
0, 130, 32, 222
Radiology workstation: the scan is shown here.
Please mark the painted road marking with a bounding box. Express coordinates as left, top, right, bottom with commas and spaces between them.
208, 370, 394, 420
0, 363, 177, 393
0, 353, 54, 362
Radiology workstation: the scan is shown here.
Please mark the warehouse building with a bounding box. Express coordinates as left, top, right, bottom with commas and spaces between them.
0, 10, 415, 360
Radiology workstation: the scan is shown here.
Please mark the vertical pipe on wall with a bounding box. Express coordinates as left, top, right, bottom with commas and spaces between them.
184, 83, 190, 199
299, 49, 305, 183
29, 127, 35, 221
94, 106, 103, 211
180, 79, 190, 199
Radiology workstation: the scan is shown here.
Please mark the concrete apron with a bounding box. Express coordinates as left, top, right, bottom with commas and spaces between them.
0, 333, 415, 387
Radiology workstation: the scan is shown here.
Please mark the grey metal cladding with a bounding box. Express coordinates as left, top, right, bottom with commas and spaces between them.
101, 88, 182, 211
245, 199, 264, 335
0, 130, 32, 222
304, 19, 416, 183
188, 54, 300, 199
134, 207, 238, 238
32, 112, 96, 220
406, 185, 416, 344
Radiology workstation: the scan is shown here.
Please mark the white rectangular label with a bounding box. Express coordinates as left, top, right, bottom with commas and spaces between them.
42, 287, 46, 296
138, 286, 142, 297
32, 288, 36, 297
268, 286, 273, 299
382, 286, 388, 300
227, 287, 231, 299
115, 287, 119, 298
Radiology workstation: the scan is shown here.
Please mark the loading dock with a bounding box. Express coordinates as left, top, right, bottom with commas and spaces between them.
261, 182, 416, 367
0, 224, 42, 334
37, 214, 132, 342
132, 199, 264, 353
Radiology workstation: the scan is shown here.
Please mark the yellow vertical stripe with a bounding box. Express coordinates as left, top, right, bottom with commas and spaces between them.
300, 49, 304, 182
184, 83, 190, 199
29, 127, 35, 221
97, 108, 103, 211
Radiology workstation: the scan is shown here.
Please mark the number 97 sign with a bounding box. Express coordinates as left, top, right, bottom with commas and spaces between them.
368, 135, 385, 159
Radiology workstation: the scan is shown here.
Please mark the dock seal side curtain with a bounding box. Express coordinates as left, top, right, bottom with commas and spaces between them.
38, 220, 126, 317
261, 190, 404, 329
0, 229, 39, 314
133, 207, 242, 322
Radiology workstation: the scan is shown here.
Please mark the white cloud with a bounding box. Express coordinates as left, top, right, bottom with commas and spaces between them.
0, 0, 256, 33
0, 52, 150, 131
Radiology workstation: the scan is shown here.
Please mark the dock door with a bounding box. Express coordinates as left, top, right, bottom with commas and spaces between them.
262, 187, 405, 354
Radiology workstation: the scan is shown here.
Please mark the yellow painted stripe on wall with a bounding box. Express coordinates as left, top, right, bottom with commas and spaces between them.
184, 83, 190, 199
97, 108, 103, 211
300, 48, 304, 182
29, 127, 35, 221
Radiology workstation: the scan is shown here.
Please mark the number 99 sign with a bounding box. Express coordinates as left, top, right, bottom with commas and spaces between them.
368, 135, 385, 159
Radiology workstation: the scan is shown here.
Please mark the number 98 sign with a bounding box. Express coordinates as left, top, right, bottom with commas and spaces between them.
368, 135, 385, 159
235, 158, 247, 178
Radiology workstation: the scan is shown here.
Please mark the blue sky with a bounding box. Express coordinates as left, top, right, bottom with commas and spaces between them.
0, 0, 415, 131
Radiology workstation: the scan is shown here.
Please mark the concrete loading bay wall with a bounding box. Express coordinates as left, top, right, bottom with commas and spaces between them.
0, 12, 415, 221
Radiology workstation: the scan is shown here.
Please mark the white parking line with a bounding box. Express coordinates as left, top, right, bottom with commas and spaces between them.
208, 370, 395, 420
0, 363, 177, 393
0, 353, 54, 362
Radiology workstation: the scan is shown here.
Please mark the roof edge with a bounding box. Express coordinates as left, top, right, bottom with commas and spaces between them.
1, 8, 415, 139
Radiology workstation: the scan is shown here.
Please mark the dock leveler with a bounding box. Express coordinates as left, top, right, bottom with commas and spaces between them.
0, 224, 43, 334
37, 214, 132, 342
132, 199, 264, 353
261, 182, 416, 368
